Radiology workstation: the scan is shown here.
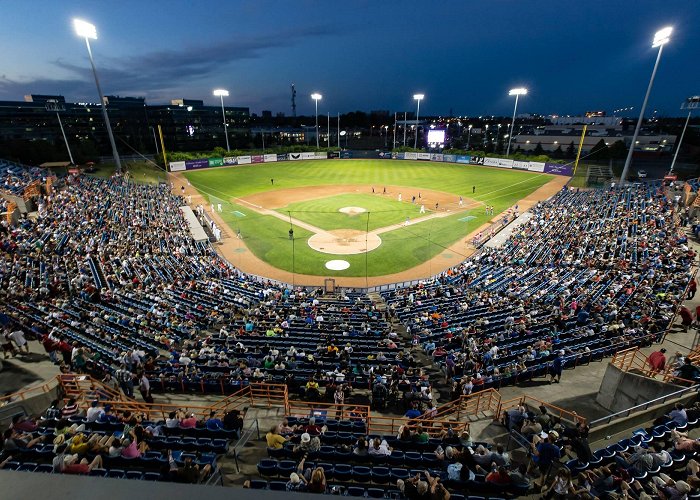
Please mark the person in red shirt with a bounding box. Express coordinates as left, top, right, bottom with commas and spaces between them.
647, 348, 667, 375
688, 278, 697, 300
486, 466, 512, 485
680, 306, 693, 332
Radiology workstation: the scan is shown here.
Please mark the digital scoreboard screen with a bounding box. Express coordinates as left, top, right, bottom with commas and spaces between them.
427, 129, 446, 143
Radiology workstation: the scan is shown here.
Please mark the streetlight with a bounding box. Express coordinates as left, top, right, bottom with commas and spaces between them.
311, 93, 322, 148
213, 89, 230, 151
467, 124, 473, 150
620, 27, 673, 184
669, 96, 700, 175
506, 87, 527, 157
73, 19, 121, 172
413, 94, 424, 149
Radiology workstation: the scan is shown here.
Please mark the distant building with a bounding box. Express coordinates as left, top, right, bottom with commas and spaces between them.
0, 94, 250, 155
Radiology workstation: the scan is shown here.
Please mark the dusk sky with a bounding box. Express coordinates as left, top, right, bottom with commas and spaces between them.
1, 0, 698, 117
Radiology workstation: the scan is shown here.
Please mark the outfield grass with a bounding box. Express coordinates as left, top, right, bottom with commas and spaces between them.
277, 193, 427, 232
185, 160, 553, 277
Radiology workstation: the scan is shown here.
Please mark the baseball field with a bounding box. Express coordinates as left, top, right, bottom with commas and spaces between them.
176, 159, 566, 284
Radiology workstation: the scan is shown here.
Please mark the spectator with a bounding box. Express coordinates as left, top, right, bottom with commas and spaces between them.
266, 425, 287, 449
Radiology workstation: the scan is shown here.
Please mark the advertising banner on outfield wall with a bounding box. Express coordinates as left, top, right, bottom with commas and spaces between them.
528, 162, 546, 172
251, 155, 263, 163
169, 161, 186, 172
456, 155, 471, 164
328, 151, 340, 159
237, 155, 252, 165
404, 152, 418, 160
264, 154, 277, 162
544, 163, 573, 176
223, 156, 238, 165
315, 152, 327, 159
276, 154, 288, 161
470, 156, 485, 165
185, 159, 210, 170
289, 153, 302, 161
379, 152, 392, 159
443, 154, 457, 163
417, 152, 431, 160
340, 151, 352, 159
301, 152, 316, 160
394, 152, 404, 160
430, 153, 444, 162
512, 160, 529, 170
208, 157, 224, 167
482, 158, 513, 168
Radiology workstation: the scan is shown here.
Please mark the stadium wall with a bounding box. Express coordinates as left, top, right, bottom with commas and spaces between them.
169, 151, 573, 176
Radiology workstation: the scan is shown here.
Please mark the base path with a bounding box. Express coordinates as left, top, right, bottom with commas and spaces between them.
169, 173, 569, 287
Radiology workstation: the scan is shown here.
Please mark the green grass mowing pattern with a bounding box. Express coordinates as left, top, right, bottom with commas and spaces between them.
277, 193, 429, 232
185, 160, 553, 277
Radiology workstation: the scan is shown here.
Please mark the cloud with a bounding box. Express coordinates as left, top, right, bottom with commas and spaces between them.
0, 24, 337, 102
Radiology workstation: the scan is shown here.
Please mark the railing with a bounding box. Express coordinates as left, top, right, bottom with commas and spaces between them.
589, 384, 700, 427
611, 346, 650, 374
286, 400, 370, 422
369, 414, 469, 438
416, 388, 501, 423
497, 394, 586, 426
0, 377, 60, 405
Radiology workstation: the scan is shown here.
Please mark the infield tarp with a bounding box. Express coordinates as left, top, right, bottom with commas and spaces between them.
169, 161, 186, 172
185, 159, 210, 170
544, 163, 573, 176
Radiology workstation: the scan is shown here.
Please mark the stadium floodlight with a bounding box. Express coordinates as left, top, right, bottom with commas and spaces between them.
73, 19, 97, 39
311, 93, 322, 148
467, 124, 473, 150
620, 27, 673, 184
652, 27, 673, 48
506, 87, 527, 156
73, 18, 121, 172
213, 89, 231, 151
413, 94, 424, 149
669, 95, 699, 174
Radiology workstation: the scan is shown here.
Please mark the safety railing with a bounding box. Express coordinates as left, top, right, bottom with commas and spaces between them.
369, 414, 469, 438
417, 388, 501, 423
497, 394, 586, 426
589, 384, 700, 427
611, 346, 650, 374
286, 400, 370, 422
0, 377, 60, 405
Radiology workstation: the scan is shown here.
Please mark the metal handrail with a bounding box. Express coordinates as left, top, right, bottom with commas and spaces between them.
589, 384, 700, 427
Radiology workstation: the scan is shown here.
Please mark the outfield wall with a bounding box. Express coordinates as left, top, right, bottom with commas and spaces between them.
169, 151, 573, 176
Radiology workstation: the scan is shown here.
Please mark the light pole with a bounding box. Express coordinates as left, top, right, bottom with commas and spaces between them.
467, 124, 472, 150
497, 124, 502, 152
311, 93, 322, 148
413, 94, 424, 149
669, 96, 700, 175
73, 19, 121, 172
45, 100, 75, 165
485, 124, 490, 146
620, 27, 673, 184
213, 89, 230, 151
506, 87, 527, 157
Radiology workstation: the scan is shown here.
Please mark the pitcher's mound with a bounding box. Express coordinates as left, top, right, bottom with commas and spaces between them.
308, 229, 381, 255
338, 206, 367, 216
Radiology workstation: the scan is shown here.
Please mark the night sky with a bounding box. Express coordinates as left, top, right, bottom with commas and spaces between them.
1, 0, 698, 117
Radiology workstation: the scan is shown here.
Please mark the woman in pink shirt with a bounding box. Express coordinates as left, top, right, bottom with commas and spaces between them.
121, 430, 148, 458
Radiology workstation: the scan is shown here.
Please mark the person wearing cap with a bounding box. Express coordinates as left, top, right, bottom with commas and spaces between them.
286, 471, 308, 492
294, 432, 320, 456
647, 348, 667, 375
653, 474, 691, 498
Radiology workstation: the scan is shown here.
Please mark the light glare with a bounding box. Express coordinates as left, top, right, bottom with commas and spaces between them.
509, 87, 528, 96
652, 26, 672, 47
73, 19, 97, 39
413, 93, 425, 100
213, 89, 229, 97
311, 93, 322, 100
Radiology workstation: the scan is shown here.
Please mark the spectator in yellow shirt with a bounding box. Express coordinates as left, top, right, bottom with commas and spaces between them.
266, 426, 287, 449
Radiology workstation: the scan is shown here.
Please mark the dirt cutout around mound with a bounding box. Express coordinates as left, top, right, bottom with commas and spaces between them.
338, 206, 367, 216
308, 230, 382, 255
169, 173, 569, 287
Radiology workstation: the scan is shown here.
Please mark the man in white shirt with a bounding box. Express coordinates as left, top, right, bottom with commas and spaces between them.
86, 401, 104, 422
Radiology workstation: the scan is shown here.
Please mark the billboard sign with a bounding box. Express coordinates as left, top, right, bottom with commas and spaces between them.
512, 160, 530, 170
208, 157, 224, 167
169, 161, 186, 172
442, 154, 457, 163
417, 152, 431, 160
251, 155, 264, 164
223, 156, 238, 165
277, 154, 288, 161
404, 152, 418, 160
430, 153, 444, 162
264, 154, 277, 162
456, 155, 471, 164
289, 153, 303, 161
185, 159, 209, 170
470, 156, 485, 165
544, 162, 573, 176
528, 161, 546, 172
237, 155, 252, 165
